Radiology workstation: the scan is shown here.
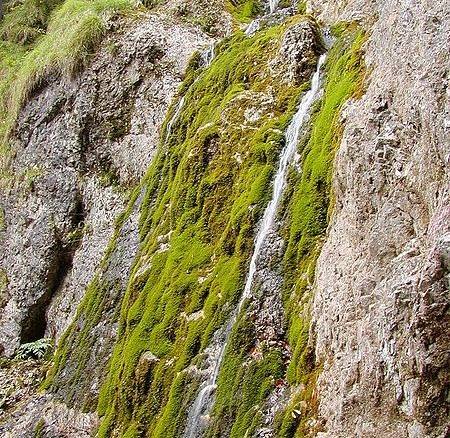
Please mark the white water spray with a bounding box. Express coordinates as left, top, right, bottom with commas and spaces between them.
183, 53, 327, 438
269, 0, 279, 13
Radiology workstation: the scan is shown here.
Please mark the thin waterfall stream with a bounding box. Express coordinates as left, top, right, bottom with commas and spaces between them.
165, 43, 216, 142
269, 0, 279, 13
165, 95, 186, 143
183, 52, 328, 438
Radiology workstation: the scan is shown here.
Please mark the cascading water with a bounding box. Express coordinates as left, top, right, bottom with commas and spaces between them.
165, 95, 186, 143
201, 43, 216, 68
269, 0, 279, 13
183, 52, 328, 438
165, 43, 217, 142
245, 0, 279, 36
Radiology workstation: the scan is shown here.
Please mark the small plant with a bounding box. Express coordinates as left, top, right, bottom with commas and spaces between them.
16, 338, 53, 360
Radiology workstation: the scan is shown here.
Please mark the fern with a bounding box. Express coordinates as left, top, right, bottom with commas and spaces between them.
16, 338, 53, 360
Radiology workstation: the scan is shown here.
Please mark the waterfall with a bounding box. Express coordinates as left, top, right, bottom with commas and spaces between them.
201, 43, 216, 68
165, 43, 217, 143
269, 0, 279, 13
164, 95, 186, 143
183, 53, 327, 438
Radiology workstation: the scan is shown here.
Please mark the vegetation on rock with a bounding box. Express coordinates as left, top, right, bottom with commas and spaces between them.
1, 0, 366, 433
43, 14, 366, 438
0, 0, 135, 160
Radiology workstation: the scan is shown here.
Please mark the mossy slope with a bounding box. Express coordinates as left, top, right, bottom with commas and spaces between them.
45, 18, 366, 438
47, 20, 312, 438
275, 24, 366, 438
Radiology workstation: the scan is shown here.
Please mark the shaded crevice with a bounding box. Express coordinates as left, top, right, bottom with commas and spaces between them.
20, 195, 86, 343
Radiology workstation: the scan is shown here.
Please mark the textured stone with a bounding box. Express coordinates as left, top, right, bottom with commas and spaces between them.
274, 19, 324, 84
0, 13, 211, 357
310, 0, 450, 436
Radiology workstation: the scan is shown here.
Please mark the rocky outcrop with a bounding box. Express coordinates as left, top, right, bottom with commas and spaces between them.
0, 13, 211, 357
310, 0, 449, 436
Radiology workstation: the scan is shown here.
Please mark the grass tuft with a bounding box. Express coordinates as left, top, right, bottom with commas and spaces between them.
0, 0, 136, 167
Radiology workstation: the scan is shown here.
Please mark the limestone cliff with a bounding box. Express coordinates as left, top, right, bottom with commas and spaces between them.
0, 0, 448, 437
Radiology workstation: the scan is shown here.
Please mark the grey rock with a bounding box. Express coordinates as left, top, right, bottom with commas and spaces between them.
309, 0, 450, 436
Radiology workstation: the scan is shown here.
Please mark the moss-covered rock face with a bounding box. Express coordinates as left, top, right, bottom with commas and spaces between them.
95, 21, 320, 438
275, 23, 366, 438
43, 17, 366, 438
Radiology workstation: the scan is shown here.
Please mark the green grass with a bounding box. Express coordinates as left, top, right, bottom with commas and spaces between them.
0, 40, 25, 155
0, 0, 63, 45
5, 0, 134, 140
0, 0, 136, 168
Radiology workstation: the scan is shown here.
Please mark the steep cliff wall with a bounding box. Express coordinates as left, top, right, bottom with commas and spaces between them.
0, 0, 448, 437
309, 1, 450, 437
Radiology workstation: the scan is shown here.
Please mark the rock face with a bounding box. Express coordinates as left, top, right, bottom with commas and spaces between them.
0, 0, 448, 437
310, 0, 450, 436
275, 20, 324, 84
0, 14, 210, 356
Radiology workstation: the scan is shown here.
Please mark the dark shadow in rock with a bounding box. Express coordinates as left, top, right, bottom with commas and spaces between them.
20, 194, 86, 343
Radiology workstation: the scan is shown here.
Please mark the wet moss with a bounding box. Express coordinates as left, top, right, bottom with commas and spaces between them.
226, 0, 263, 23
93, 21, 311, 437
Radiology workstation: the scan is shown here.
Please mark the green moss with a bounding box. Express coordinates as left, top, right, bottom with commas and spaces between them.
91, 22, 311, 437
0, 205, 5, 231
43, 12, 366, 438
226, 0, 263, 23
33, 418, 45, 438
0, 268, 8, 308
283, 23, 366, 384
205, 312, 285, 438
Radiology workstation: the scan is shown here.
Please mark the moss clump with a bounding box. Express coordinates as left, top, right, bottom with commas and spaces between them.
205, 312, 285, 437
44, 11, 366, 438
33, 418, 46, 438
226, 0, 263, 23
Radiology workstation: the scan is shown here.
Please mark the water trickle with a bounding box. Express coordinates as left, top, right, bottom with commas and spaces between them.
201, 43, 216, 68
245, 19, 261, 36
164, 42, 217, 143
165, 95, 186, 143
183, 53, 327, 438
269, 0, 279, 13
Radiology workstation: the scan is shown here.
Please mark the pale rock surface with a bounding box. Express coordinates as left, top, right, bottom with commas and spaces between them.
309, 0, 449, 436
